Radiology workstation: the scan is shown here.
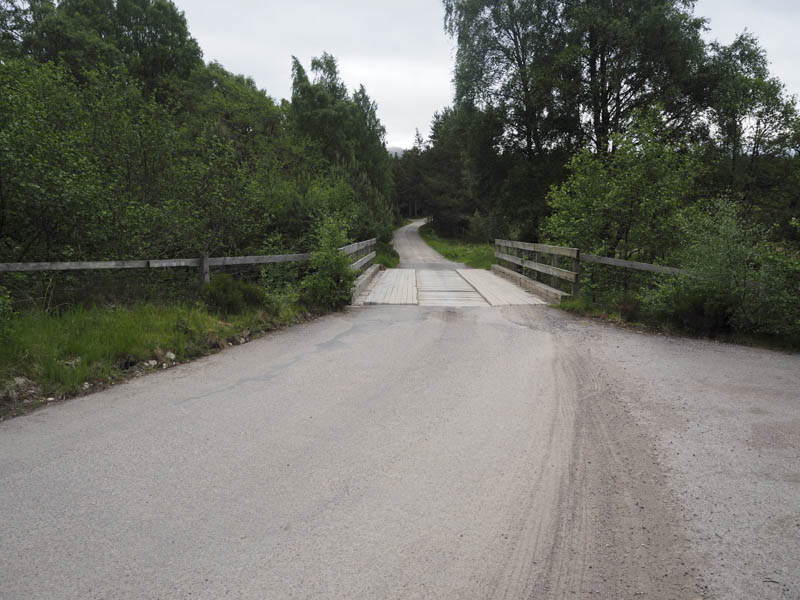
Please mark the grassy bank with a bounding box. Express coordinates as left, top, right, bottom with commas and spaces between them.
557, 296, 799, 352
418, 223, 495, 269
374, 241, 400, 268
0, 300, 307, 419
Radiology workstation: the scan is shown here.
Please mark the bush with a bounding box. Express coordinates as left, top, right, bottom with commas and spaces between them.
642, 199, 800, 342
543, 111, 697, 260
202, 274, 268, 315
259, 233, 305, 296
0, 286, 14, 335
299, 217, 356, 310
465, 209, 492, 243
374, 241, 399, 268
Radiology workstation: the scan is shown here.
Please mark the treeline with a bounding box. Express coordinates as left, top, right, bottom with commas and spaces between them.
0, 0, 396, 266
394, 0, 799, 342
396, 0, 798, 244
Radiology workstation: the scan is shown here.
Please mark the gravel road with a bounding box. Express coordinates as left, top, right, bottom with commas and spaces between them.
395, 219, 465, 270
0, 222, 798, 599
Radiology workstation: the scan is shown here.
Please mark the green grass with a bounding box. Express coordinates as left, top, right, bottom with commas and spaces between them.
374, 241, 400, 268
0, 299, 305, 418
557, 296, 800, 351
418, 223, 496, 269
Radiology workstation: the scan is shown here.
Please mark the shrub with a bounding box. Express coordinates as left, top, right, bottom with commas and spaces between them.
465, 209, 492, 243
374, 241, 399, 268
641, 198, 800, 341
0, 286, 14, 335
299, 216, 356, 310
202, 274, 268, 315
259, 233, 306, 296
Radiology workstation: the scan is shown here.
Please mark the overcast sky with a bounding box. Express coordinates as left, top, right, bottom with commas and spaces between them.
178, 0, 799, 150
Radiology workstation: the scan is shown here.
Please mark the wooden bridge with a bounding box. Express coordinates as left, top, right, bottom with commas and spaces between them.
355, 268, 545, 307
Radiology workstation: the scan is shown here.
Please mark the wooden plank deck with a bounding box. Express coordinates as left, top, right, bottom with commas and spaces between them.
457, 269, 546, 306
364, 269, 418, 305
363, 269, 547, 307
416, 270, 488, 307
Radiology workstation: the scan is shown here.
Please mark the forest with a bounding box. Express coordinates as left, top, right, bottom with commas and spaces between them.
393, 0, 799, 343
0, 0, 396, 265
0, 0, 798, 348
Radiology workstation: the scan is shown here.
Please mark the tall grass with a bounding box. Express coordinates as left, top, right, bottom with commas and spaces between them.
0, 301, 303, 416
374, 241, 399, 268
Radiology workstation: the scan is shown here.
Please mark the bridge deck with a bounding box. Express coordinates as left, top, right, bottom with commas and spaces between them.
417, 270, 488, 307
457, 269, 545, 306
364, 268, 417, 305
362, 269, 544, 307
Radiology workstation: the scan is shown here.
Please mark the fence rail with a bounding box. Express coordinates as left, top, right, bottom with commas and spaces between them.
494, 239, 580, 302
579, 253, 686, 276
494, 238, 686, 302
0, 239, 377, 285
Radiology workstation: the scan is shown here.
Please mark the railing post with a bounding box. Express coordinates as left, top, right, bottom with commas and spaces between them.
551, 254, 558, 288
199, 252, 210, 285
572, 250, 581, 298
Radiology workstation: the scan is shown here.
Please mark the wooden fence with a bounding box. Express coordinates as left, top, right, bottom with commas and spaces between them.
494, 239, 687, 302
0, 239, 377, 285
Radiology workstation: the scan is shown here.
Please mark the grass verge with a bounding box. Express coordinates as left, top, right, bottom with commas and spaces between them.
374, 241, 399, 268
0, 299, 308, 419
557, 297, 799, 352
418, 223, 496, 269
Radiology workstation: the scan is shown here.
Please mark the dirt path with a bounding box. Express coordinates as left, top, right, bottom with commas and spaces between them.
394, 218, 465, 270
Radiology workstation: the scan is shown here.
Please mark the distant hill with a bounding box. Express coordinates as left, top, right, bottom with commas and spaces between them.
387, 146, 405, 157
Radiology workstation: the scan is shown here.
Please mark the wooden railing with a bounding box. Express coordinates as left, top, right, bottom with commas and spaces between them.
0, 239, 377, 285
494, 239, 687, 302
494, 240, 580, 302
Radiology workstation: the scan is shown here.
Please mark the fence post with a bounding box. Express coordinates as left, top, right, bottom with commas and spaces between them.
572, 250, 581, 298
551, 254, 558, 288
199, 252, 210, 285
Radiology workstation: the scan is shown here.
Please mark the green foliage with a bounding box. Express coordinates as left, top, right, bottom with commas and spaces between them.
374, 241, 399, 269
259, 233, 305, 297
543, 112, 699, 261
5, 0, 202, 88
443, 0, 706, 154
299, 217, 356, 311
418, 223, 495, 270
290, 54, 396, 242
408, 1, 798, 284
202, 274, 269, 316
0, 300, 305, 416
641, 199, 800, 342
698, 32, 800, 241
0, 285, 14, 335
0, 16, 396, 291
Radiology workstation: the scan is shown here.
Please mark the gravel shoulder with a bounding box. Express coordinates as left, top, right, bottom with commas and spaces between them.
504, 306, 800, 599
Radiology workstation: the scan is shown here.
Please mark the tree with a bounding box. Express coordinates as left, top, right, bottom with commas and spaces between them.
3, 0, 201, 88
567, 0, 707, 153
679, 32, 800, 240
290, 54, 396, 240
443, 0, 707, 155
543, 111, 699, 261
444, 0, 582, 155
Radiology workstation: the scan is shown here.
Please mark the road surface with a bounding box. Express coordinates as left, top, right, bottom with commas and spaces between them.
1, 221, 798, 599
395, 219, 465, 270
